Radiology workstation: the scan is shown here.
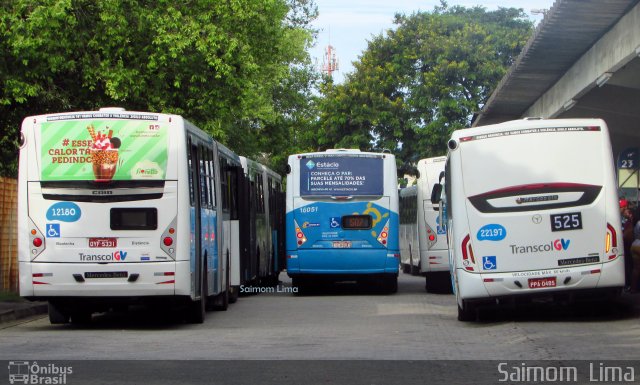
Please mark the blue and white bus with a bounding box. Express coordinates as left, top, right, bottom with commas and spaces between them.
285, 149, 400, 292
18, 108, 240, 324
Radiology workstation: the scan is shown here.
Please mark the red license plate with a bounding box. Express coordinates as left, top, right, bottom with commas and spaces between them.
89, 238, 117, 248
528, 277, 556, 289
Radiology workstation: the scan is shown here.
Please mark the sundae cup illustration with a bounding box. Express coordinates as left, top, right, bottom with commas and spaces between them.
88, 125, 121, 181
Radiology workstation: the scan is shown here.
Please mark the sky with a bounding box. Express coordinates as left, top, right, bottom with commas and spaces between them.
310, 0, 557, 83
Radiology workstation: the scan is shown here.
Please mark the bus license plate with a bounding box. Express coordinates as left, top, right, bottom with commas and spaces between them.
333, 241, 352, 248
89, 238, 117, 248
528, 277, 556, 289
84, 271, 128, 279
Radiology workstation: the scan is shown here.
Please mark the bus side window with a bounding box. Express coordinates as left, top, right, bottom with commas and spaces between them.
220, 156, 229, 212
199, 144, 208, 208
187, 137, 194, 206
207, 149, 216, 208
444, 160, 452, 219
230, 164, 239, 220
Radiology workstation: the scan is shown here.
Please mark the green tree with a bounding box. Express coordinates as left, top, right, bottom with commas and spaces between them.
316, 2, 533, 172
0, 0, 318, 177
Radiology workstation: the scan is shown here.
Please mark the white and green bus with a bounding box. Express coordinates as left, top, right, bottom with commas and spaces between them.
18, 108, 239, 323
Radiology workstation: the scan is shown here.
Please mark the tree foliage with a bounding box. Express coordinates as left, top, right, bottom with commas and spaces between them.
315, 2, 533, 172
0, 0, 318, 176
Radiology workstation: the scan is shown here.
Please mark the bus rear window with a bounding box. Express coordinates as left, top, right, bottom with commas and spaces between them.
110, 208, 158, 230
299, 156, 383, 196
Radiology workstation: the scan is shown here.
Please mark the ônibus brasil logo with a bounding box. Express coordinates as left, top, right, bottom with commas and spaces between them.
8, 361, 73, 384
510, 239, 570, 254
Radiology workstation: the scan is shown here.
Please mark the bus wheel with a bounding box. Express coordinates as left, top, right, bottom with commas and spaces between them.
70, 310, 92, 325
426, 272, 452, 294
229, 286, 239, 304
457, 301, 476, 322
48, 302, 69, 324
188, 259, 207, 323
382, 275, 398, 294
212, 254, 230, 311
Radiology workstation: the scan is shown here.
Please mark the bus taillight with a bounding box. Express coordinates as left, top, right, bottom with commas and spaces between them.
606, 222, 618, 259
28, 219, 45, 259
377, 220, 390, 246
294, 220, 307, 246
461, 234, 475, 271
161, 218, 177, 259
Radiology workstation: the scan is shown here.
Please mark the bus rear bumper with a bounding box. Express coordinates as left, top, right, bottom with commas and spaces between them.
19, 261, 192, 298
456, 256, 625, 303
419, 249, 449, 273
286, 249, 399, 276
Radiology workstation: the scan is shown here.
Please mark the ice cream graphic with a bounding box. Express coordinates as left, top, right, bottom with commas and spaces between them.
88, 125, 121, 180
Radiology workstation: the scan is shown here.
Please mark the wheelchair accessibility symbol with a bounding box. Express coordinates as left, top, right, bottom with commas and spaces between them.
482, 256, 497, 270
330, 217, 341, 229
46, 223, 60, 238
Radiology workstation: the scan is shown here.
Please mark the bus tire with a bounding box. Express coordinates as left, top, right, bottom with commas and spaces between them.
457, 301, 476, 322
188, 258, 207, 323
382, 275, 398, 294
48, 302, 70, 324
70, 310, 92, 325
426, 272, 452, 294
229, 286, 239, 304
212, 254, 230, 311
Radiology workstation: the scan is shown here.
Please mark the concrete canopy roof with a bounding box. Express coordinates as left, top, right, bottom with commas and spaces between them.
472, 0, 640, 127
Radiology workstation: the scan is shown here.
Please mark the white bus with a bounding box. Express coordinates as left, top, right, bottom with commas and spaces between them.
18, 108, 238, 323
286, 149, 400, 292
399, 156, 450, 292
434, 118, 625, 321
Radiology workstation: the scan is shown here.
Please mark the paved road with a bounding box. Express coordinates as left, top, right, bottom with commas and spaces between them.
1, 273, 639, 362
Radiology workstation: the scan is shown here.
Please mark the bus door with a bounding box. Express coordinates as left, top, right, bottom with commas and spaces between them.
189, 140, 203, 299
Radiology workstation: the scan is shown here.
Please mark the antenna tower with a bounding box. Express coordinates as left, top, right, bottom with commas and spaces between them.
321, 44, 339, 78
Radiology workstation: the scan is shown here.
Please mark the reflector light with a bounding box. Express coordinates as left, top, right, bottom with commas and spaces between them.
429, 234, 435, 241
32, 281, 48, 285
461, 234, 475, 271
163, 237, 173, 246
33, 238, 43, 247
590, 269, 601, 274
606, 222, 618, 259
169, 228, 175, 234
293, 220, 307, 246
31, 229, 37, 235
483, 278, 494, 282
377, 220, 391, 246
32, 273, 44, 278
157, 280, 175, 285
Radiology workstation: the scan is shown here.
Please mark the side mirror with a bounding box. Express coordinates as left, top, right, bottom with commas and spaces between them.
431, 183, 442, 204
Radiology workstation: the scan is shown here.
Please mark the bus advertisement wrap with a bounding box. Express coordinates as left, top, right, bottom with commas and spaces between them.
299, 156, 383, 196
40, 119, 168, 181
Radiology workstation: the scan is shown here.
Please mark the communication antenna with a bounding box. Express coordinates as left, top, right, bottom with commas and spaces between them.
322, 44, 340, 78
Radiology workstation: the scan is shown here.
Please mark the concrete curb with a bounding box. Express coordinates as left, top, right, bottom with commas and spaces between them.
0, 303, 48, 324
